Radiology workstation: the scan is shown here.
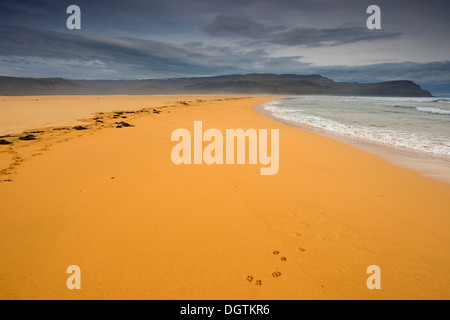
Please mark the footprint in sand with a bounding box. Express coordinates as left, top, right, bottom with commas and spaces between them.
247, 276, 262, 286
246, 250, 287, 285
272, 271, 281, 278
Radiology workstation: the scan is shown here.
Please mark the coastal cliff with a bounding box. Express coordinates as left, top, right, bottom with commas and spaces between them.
0, 74, 432, 97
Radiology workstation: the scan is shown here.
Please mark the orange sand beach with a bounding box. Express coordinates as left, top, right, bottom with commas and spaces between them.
0, 95, 449, 299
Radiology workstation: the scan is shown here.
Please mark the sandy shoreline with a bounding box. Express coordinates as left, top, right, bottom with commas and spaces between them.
0, 95, 449, 299
256, 100, 450, 185
0, 95, 243, 136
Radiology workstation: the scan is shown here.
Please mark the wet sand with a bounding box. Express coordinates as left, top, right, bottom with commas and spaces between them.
257, 103, 450, 185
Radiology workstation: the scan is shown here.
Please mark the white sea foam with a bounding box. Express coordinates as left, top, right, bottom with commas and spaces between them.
416, 107, 450, 115
262, 97, 450, 156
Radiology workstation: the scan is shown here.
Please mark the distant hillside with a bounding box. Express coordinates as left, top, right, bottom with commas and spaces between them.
0, 76, 85, 95
0, 74, 432, 97
183, 74, 432, 97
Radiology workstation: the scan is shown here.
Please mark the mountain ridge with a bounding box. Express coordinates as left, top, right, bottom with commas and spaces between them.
0, 74, 433, 97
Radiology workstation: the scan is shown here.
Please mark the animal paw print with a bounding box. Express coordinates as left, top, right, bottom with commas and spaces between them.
247, 276, 262, 286
272, 271, 281, 278
246, 250, 286, 286
274, 250, 287, 261
272, 250, 286, 279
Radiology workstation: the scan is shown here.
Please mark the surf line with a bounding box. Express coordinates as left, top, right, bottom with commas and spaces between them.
171, 121, 279, 175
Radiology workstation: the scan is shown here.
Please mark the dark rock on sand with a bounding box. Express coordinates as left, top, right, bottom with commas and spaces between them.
0, 139, 12, 145
73, 126, 88, 130
19, 134, 36, 141
115, 121, 134, 128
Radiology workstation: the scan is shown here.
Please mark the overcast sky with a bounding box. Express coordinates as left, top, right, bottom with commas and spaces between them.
0, 0, 449, 94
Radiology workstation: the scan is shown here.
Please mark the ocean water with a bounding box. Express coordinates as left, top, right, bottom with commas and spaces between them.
263, 96, 450, 157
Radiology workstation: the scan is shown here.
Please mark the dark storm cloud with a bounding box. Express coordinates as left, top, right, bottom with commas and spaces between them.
203, 15, 400, 47
1, 0, 450, 38
202, 15, 284, 39
0, 24, 311, 78
268, 26, 400, 47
